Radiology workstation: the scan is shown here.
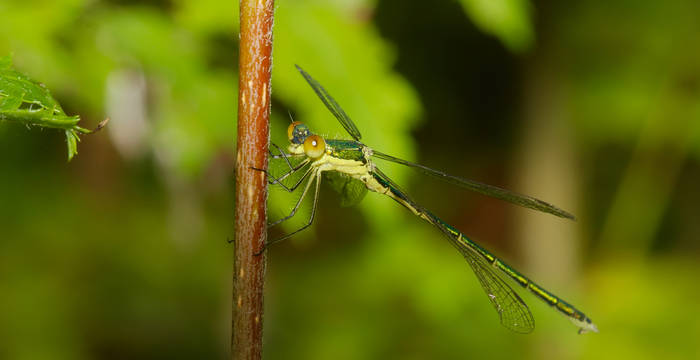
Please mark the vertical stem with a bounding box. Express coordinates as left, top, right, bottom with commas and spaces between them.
233, 0, 274, 359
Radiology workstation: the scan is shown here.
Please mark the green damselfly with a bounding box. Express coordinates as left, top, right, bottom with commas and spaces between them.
261, 65, 598, 334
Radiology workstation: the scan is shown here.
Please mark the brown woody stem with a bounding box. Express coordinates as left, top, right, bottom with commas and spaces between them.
232, 0, 274, 359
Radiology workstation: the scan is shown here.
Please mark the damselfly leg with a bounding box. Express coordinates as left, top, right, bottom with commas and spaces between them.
270, 143, 298, 170
262, 161, 311, 192
256, 172, 323, 255
253, 143, 309, 191
268, 170, 319, 228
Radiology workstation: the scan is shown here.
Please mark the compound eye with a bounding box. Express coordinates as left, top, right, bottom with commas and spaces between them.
287, 121, 303, 141
303, 135, 326, 158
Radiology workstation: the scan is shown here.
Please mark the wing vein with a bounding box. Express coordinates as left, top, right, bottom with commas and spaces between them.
372, 150, 575, 220
371, 169, 535, 333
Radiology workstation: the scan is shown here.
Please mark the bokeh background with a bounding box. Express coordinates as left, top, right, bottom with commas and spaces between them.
2, 0, 700, 359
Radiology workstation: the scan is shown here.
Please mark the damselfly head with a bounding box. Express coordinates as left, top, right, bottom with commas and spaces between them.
303, 134, 326, 159
288, 121, 311, 145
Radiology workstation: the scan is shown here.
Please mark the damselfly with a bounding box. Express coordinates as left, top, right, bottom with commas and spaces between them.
260, 65, 598, 334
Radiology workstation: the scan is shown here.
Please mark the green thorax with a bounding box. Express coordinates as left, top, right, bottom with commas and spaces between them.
325, 139, 366, 162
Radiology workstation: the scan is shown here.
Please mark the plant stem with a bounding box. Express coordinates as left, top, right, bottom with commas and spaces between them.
233, 0, 274, 359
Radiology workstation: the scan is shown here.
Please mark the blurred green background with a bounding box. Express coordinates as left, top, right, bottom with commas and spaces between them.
2, 0, 700, 359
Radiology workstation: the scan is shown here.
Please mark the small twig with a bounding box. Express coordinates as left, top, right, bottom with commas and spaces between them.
87, 117, 110, 134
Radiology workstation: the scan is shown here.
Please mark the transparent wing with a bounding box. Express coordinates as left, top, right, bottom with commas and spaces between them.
323, 171, 368, 207
295, 65, 362, 141
371, 168, 535, 333
372, 150, 575, 220
456, 238, 535, 333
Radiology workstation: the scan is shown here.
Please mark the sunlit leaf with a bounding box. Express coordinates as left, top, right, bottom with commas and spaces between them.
0, 55, 94, 160
457, 0, 533, 52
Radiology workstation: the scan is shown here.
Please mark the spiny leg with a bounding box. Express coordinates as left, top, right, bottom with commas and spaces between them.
254, 156, 310, 189
265, 142, 309, 184
235, 151, 307, 246
266, 165, 313, 193
268, 169, 318, 228
271, 158, 310, 186
257, 172, 322, 254
270, 142, 302, 171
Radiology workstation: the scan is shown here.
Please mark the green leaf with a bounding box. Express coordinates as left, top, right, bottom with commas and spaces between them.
0, 55, 96, 161
457, 0, 534, 52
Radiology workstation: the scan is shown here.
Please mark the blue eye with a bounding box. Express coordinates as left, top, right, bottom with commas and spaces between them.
287, 122, 311, 144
